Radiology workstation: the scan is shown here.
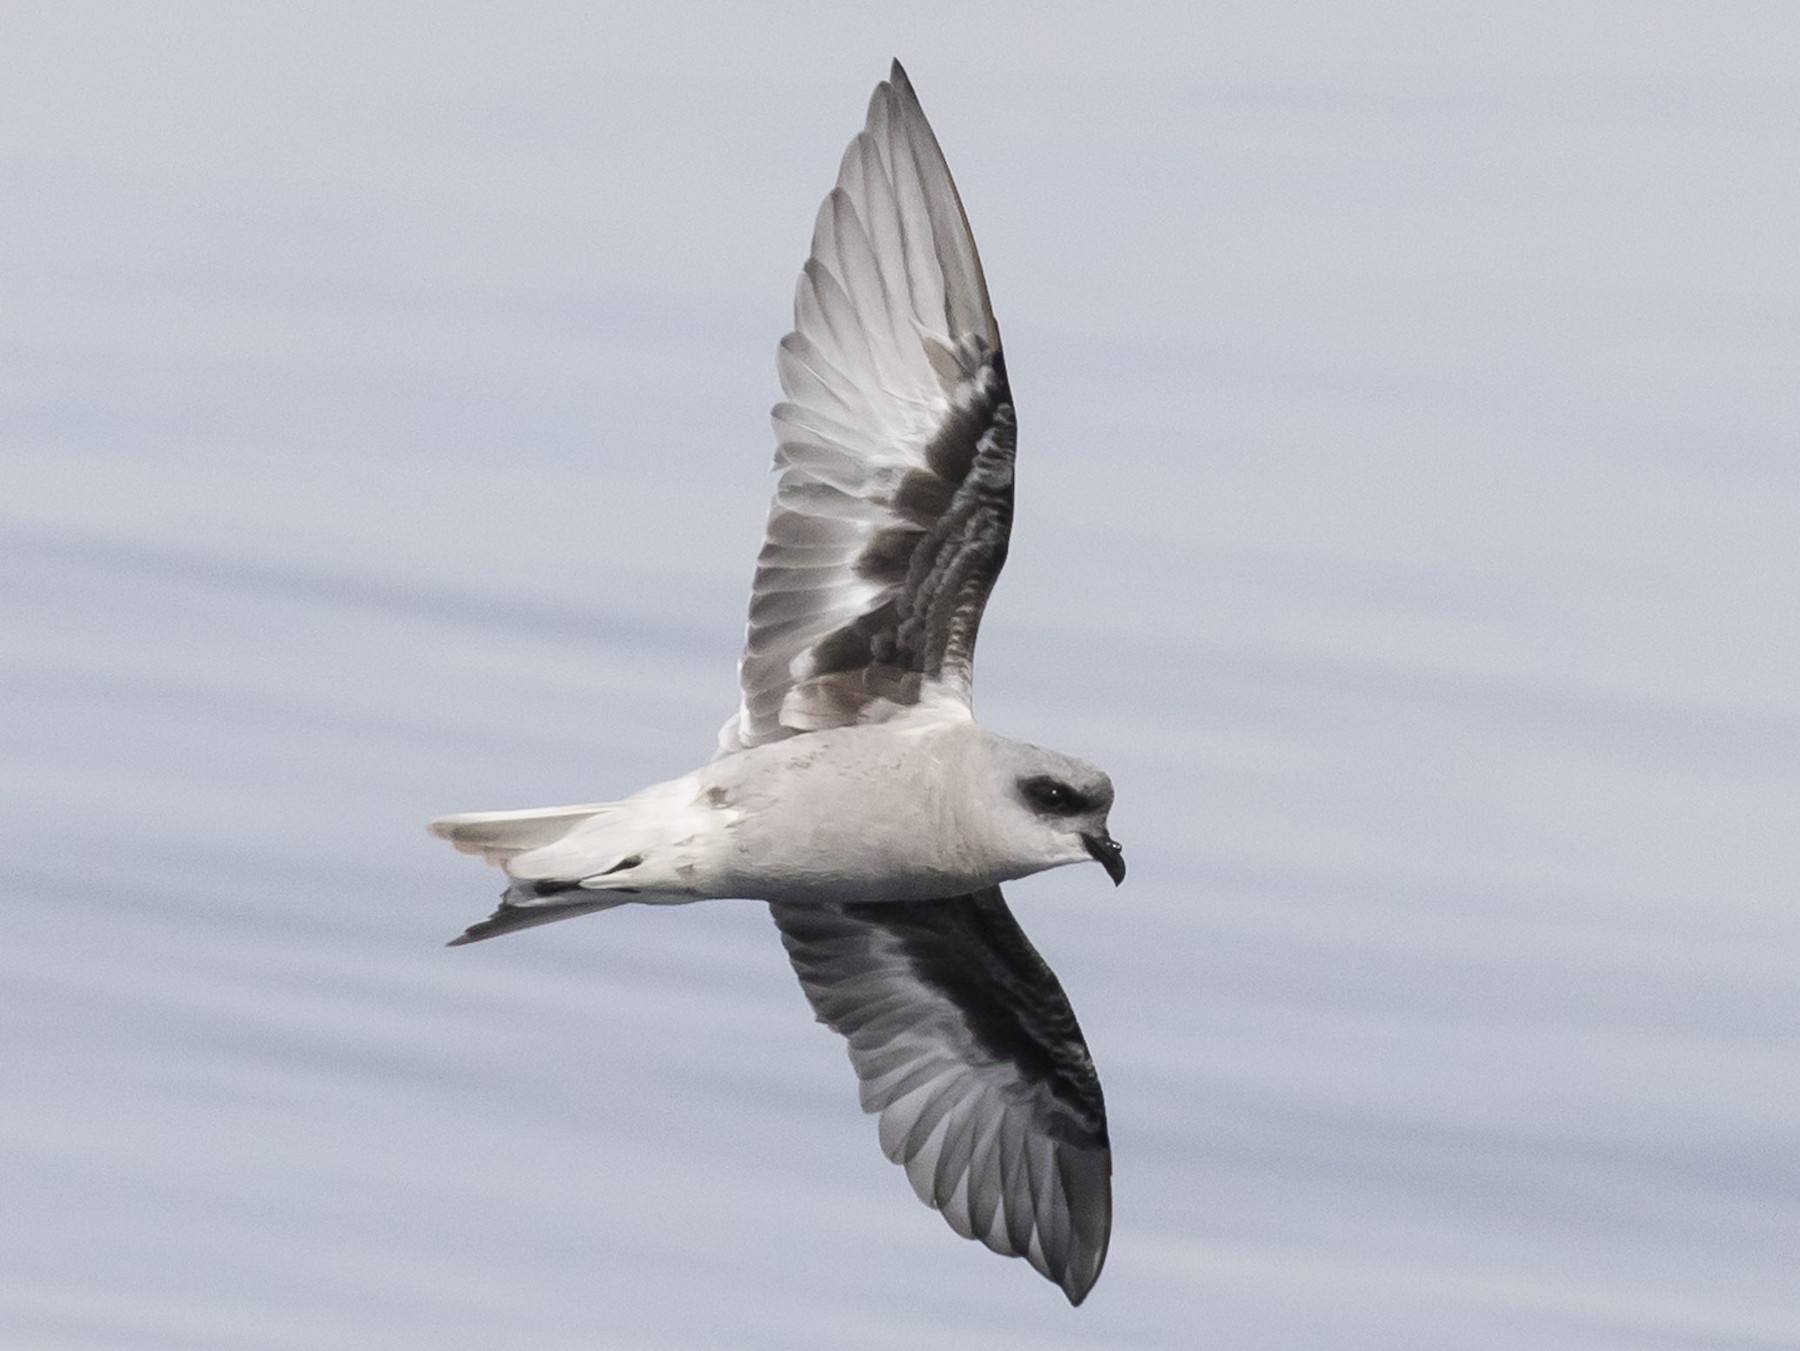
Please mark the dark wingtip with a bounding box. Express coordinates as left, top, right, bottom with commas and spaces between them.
1059, 1256, 1101, 1306
1058, 1242, 1107, 1305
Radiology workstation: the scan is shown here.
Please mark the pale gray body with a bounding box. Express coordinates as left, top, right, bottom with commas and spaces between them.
430, 64, 1124, 1305
437, 715, 1113, 908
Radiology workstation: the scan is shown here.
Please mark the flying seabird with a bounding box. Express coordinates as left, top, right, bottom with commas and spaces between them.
431, 61, 1123, 1305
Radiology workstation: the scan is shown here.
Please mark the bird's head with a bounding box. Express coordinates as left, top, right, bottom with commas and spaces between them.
984, 738, 1125, 886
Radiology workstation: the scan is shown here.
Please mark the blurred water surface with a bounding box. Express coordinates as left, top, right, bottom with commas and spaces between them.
3, 4, 1797, 1348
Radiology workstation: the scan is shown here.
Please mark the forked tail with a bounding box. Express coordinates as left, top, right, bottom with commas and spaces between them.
431, 801, 630, 946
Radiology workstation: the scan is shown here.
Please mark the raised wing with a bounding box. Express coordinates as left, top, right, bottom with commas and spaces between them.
722, 61, 1016, 754
769, 889, 1111, 1304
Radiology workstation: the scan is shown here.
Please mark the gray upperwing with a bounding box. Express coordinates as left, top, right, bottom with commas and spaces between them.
769, 887, 1111, 1304
723, 62, 1017, 753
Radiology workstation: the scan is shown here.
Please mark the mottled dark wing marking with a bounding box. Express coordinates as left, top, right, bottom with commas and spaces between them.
769, 888, 1112, 1304
722, 62, 1016, 753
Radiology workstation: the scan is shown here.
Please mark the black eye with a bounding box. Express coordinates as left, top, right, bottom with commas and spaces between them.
1020, 776, 1086, 816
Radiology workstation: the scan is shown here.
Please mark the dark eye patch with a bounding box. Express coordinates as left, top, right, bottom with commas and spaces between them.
1018, 775, 1092, 816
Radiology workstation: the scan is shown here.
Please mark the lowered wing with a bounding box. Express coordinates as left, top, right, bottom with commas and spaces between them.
770, 888, 1111, 1304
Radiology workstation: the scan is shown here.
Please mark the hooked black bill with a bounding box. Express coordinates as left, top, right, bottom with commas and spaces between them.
1082, 832, 1126, 886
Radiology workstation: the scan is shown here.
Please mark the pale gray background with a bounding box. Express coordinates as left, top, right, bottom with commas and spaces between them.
3, 3, 1796, 1348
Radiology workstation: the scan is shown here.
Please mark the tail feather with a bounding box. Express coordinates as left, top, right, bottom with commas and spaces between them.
447, 879, 632, 946
429, 803, 615, 867
432, 777, 715, 943
431, 800, 645, 945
